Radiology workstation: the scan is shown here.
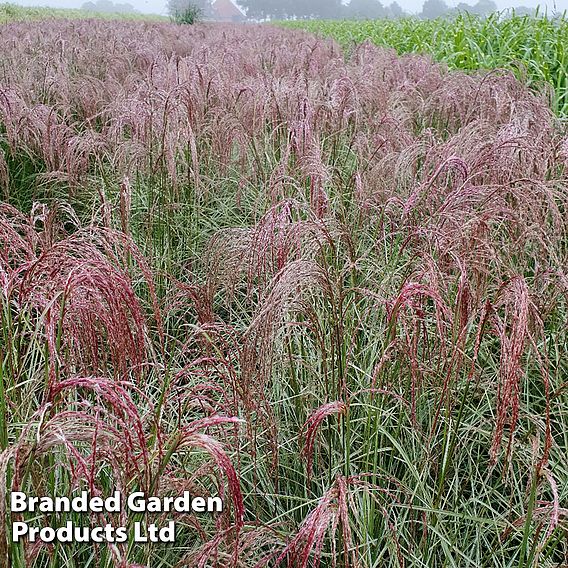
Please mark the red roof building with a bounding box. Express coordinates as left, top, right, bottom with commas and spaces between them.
211, 0, 245, 21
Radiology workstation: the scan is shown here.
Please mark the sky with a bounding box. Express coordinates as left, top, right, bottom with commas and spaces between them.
8, 0, 568, 16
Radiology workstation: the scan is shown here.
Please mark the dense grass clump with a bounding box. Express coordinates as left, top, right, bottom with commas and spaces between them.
281, 13, 568, 115
0, 19, 567, 568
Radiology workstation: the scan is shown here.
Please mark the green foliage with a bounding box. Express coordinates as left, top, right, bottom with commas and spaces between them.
172, 3, 202, 24
167, 0, 209, 23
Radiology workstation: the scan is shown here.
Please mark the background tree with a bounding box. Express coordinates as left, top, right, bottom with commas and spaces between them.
307, 0, 343, 18
348, 0, 387, 19
241, 0, 343, 20
420, 0, 449, 18
470, 0, 497, 16
455, 1, 471, 11
239, 0, 285, 20
81, 0, 137, 12
387, 1, 405, 17
511, 5, 537, 15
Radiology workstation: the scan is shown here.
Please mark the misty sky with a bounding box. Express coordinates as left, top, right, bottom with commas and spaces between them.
8, 0, 568, 16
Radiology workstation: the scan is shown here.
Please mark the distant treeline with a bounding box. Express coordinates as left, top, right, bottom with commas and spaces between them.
177, 0, 540, 21
80, 0, 137, 13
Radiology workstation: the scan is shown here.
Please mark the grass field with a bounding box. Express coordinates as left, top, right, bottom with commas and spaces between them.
0, 16, 567, 568
0, 2, 166, 23
282, 13, 568, 116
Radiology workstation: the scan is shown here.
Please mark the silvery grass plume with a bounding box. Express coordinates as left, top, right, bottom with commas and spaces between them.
203, 200, 333, 300
271, 475, 403, 568
240, 259, 328, 476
